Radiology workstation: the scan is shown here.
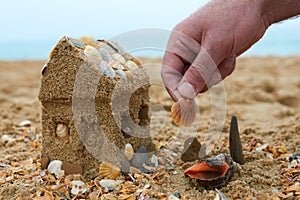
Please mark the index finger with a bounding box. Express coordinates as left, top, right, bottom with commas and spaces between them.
161, 51, 186, 101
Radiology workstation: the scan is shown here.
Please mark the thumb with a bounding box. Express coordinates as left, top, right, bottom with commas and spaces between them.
178, 46, 222, 99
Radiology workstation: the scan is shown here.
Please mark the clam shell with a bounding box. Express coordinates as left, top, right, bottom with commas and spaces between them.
125, 60, 139, 71
56, 123, 68, 138
19, 120, 31, 127
78, 36, 98, 48
124, 70, 133, 80
47, 160, 63, 174
125, 143, 134, 161
99, 48, 113, 63
171, 98, 196, 126
112, 53, 126, 65
84, 45, 102, 65
99, 162, 121, 180
184, 153, 237, 189
71, 180, 87, 195
131, 57, 143, 67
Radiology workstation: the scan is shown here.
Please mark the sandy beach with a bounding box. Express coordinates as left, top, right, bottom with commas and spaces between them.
0, 57, 299, 199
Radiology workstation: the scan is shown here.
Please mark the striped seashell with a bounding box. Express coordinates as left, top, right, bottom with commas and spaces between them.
112, 53, 126, 65
99, 42, 116, 53
125, 60, 139, 71
78, 36, 98, 49
99, 48, 113, 63
99, 162, 121, 180
131, 57, 143, 67
84, 45, 101, 65
125, 143, 134, 161
171, 98, 196, 126
56, 123, 68, 138
124, 70, 133, 80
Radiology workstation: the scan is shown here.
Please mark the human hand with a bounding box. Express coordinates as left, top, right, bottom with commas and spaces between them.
162, 0, 270, 101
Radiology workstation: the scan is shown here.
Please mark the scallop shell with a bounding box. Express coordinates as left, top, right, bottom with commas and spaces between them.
79, 36, 98, 49
84, 45, 102, 65
125, 143, 134, 161
184, 153, 237, 189
112, 53, 126, 65
171, 98, 196, 126
99, 162, 121, 180
56, 123, 68, 138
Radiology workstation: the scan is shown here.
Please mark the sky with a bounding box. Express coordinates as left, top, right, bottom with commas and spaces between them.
0, 0, 299, 59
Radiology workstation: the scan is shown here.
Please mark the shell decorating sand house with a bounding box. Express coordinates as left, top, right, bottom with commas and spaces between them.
38, 36, 154, 178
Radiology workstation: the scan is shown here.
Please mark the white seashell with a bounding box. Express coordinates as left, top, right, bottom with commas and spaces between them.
123, 52, 133, 60
56, 123, 68, 138
112, 53, 126, 65
150, 155, 159, 167
125, 143, 134, 161
99, 48, 113, 63
111, 61, 125, 70
103, 65, 116, 78
124, 70, 133, 80
19, 120, 31, 127
71, 180, 87, 195
99, 179, 118, 191
115, 70, 127, 80
99, 42, 115, 53
84, 45, 101, 65
47, 160, 63, 174
106, 40, 126, 54
215, 189, 229, 200
78, 36, 98, 48
99, 162, 121, 180
125, 60, 139, 71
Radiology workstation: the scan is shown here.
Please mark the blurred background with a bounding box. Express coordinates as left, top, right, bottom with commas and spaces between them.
0, 0, 299, 60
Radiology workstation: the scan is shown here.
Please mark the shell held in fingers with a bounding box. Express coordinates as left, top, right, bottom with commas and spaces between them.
184, 153, 237, 189
171, 98, 196, 126
99, 161, 121, 180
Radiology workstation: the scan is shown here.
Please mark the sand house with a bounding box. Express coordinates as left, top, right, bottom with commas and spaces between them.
38, 36, 154, 178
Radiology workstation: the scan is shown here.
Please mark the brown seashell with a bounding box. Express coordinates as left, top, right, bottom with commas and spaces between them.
184, 153, 237, 189
125, 143, 134, 161
99, 162, 121, 180
229, 116, 245, 164
124, 70, 133, 80
131, 57, 142, 67
171, 98, 196, 126
78, 36, 98, 48
56, 123, 68, 138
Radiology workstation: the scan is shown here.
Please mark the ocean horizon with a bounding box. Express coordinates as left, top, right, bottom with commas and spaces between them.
0, 27, 299, 61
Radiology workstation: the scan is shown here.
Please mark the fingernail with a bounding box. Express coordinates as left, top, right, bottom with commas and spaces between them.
178, 82, 196, 99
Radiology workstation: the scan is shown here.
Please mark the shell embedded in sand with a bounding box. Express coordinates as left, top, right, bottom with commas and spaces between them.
125, 143, 134, 161
79, 36, 98, 49
56, 123, 68, 138
99, 48, 113, 63
124, 70, 133, 80
47, 160, 64, 176
111, 61, 125, 70
131, 57, 142, 67
171, 98, 196, 126
112, 53, 126, 65
103, 65, 116, 78
184, 153, 237, 189
99, 161, 121, 180
115, 70, 127, 80
125, 60, 139, 71
84, 45, 102, 65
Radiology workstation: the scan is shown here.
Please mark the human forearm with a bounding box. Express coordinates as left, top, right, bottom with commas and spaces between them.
262, 0, 300, 25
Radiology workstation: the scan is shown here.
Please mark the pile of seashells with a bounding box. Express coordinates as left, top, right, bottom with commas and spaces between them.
78, 36, 142, 80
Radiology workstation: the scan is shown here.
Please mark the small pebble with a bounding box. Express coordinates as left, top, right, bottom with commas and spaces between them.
173, 192, 181, 198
